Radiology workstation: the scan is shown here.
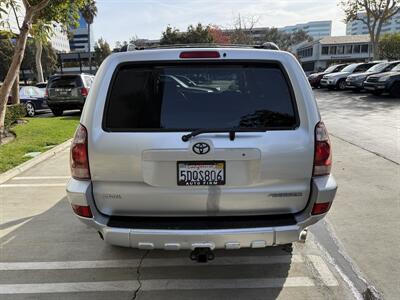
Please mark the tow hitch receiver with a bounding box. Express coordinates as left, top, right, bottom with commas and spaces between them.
190, 248, 215, 263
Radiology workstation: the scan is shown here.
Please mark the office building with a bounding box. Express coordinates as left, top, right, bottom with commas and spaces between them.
279, 20, 332, 40
69, 14, 95, 52
295, 35, 373, 73
222, 20, 332, 43
346, 11, 400, 35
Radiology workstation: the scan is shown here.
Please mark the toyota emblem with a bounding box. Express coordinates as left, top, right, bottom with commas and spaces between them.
192, 142, 210, 155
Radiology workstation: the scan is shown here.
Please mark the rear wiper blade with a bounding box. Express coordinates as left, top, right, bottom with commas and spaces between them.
181, 127, 271, 142
182, 129, 237, 142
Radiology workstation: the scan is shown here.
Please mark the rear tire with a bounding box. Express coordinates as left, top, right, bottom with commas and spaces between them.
25, 102, 35, 117
51, 108, 64, 116
389, 82, 400, 98
337, 79, 346, 90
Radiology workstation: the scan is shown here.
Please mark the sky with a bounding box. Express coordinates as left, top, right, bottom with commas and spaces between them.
94, 0, 347, 48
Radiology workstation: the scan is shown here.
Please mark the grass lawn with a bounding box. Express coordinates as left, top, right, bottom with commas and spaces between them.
0, 116, 80, 173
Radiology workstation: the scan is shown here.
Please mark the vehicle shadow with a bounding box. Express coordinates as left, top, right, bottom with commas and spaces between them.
59, 116, 81, 121
36, 110, 81, 119
0, 197, 292, 300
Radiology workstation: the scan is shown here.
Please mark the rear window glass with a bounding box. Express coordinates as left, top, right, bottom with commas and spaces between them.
104, 63, 298, 131
49, 76, 83, 88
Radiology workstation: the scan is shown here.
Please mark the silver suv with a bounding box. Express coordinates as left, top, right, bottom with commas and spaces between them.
66, 47, 337, 253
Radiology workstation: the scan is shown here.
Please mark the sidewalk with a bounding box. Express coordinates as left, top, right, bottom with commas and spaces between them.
324, 136, 400, 300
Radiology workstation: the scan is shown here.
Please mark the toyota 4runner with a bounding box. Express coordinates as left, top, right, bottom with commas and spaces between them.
66, 47, 337, 253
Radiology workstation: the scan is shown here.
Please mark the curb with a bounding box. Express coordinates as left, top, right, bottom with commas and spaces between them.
0, 139, 72, 185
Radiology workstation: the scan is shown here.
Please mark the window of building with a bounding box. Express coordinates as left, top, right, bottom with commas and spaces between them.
361, 44, 369, 53
321, 46, 329, 55
297, 47, 313, 58
337, 46, 344, 55
329, 46, 337, 55
345, 45, 353, 54
353, 45, 361, 53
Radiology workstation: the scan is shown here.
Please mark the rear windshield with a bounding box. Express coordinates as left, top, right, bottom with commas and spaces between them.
104, 63, 298, 131
49, 76, 83, 89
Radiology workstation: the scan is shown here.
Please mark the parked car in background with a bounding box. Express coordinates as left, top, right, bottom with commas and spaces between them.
19, 86, 49, 117
346, 61, 400, 91
320, 62, 379, 90
364, 63, 400, 97
308, 64, 348, 88
46, 73, 94, 116
66, 47, 337, 255
36, 82, 47, 93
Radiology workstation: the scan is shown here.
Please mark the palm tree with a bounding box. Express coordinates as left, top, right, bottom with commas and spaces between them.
80, 0, 98, 73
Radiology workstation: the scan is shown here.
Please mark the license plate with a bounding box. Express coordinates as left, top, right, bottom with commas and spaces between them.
177, 161, 225, 186
364, 86, 374, 90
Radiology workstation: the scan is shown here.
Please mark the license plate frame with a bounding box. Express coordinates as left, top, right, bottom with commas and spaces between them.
177, 161, 226, 186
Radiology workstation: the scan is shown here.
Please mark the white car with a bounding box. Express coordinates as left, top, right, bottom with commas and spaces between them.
66, 46, 337, 261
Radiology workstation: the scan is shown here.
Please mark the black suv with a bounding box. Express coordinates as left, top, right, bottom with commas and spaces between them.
46, 73, 94, 116
364, 64, 400, 97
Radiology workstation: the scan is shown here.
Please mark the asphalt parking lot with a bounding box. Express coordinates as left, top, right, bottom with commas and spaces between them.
0, 89, 398, 299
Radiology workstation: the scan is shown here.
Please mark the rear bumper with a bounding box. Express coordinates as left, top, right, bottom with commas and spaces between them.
47, 99, 85, 109
66, 176, 337, 249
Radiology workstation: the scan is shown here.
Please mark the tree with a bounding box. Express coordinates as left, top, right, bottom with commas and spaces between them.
0, 39, 14, 82
21, 39, 57, 79
262, 28, 312, 51
230, 14, 260, 44
209, 26, 231, 44
0, 0, 87, 140
290, 30, 313, 46
160, 26, 183, 45
80, 0, 98, 74
94, 38, 111, 67
160, 23, 214, 45
30, 20, 53, 83
0, 0, 50, 139
379, 32, 400, 59
185, 23, 214, 44
341, 0, 400, 59
0, 38, 56, 82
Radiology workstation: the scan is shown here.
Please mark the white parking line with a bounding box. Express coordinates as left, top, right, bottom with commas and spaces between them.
308, 255, 339, 287
0, 277, 325, 294
0, 281, 139, 294
0, 183, 66, 188
11, 176, 70, 180
0, 255, 304, 270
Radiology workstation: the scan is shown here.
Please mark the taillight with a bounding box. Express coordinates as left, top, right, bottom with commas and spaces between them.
44, 89, 48, 97
179, 51, 220, 59
313, 122, 332, 176
311, 202, 331, 215
70, 124, 90, 179
80, 87, 89, 97
71, 204, 92, 218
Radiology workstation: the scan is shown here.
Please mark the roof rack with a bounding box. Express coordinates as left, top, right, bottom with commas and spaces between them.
126, 42, 280, 51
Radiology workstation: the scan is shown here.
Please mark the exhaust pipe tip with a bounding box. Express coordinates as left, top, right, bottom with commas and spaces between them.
299, 229, 308, 243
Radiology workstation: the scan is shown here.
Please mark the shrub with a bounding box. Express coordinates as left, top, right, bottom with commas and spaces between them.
4, 104, 26, 130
